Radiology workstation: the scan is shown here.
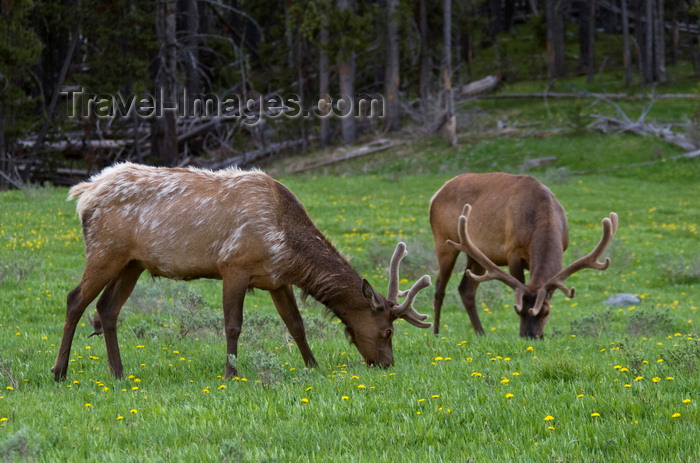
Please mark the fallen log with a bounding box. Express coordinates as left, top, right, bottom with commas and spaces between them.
291, 139, 406, 173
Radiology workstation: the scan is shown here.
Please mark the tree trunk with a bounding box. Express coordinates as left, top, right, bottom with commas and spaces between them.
418, 0, 430, 110
644, 0, 654, 83
184, 0, 201, 98
585, 0, 596, 83
337, 0, 357, 145
443, 0, 457, 147
384, 0, 400, 132
545, 0, 567, 84
319, 21, 331, 146
621, 0, 632, 87
653, 0, 666, 83
152, 0, 178, 166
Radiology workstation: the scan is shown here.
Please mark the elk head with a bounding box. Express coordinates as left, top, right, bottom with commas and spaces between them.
344, 242, 432, 366
447, 204, 618, 339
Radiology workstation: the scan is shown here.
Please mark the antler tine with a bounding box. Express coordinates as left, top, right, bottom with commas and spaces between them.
387, 242, 407, 303
386, 242, 432, 328
392, 275, 432, 328
542, 212, 619, 300
446, 204, 527, 292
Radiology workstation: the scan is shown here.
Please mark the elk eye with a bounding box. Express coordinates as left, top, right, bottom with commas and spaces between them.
385, 329, 393, 339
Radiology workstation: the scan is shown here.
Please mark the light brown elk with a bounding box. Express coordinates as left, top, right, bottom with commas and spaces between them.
52, 162, 431, 381
430, 172, 618, 339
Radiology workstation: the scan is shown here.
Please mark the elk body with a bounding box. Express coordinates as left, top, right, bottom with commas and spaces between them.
430, 172, 618, 339
52, 162, 431, 381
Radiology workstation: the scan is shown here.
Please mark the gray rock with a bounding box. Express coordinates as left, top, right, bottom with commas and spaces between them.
604, 293, 641, 306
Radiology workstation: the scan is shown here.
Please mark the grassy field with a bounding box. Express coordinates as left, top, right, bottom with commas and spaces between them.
1, 83, 699, 461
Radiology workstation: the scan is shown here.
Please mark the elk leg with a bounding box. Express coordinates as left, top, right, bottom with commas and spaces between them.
52, 260, 126, 381
270, 285, 318, 369
433, 246, 459, 335
94, 261, 144, 379
458, 260, 485, 335
221, 274, 249, 379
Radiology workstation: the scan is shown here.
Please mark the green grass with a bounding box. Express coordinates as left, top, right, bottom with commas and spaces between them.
1, 92, 699, 461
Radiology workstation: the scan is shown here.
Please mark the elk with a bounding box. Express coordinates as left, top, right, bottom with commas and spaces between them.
52, 162, 431, 381
430, 172, 618, 339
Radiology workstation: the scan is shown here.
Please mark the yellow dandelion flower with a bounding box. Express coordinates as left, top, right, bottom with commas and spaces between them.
547, 426, 555, 430
85, 403, 92, 407
357, 384, 366, 389
652, 377, 661, 383
218, 385, 226, 390
544, 415, 555, 421
682, 399, 692, 404
0, 417, 8, 422
305, 387, 313, 391
341, 396, 349, 400
526, 346, 534, 351
671, 412, 681, 418
5, 387, 13, 391
471, 372, 482, 377
590, 412, 600, 417
505, 393, 514, 398
116, 416, 124, 420
131, 386, 139, 391
418, 398, 425, 403
634, 376, 643, 381
432, 395, 440, 398
301, 398, 309, 403
501, 378, 510, 384
624, 384, 631, 388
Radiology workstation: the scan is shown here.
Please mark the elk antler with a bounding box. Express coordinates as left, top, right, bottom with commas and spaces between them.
446, 204, 530, 312
529, 212, 619, 316
387, 242, 432, 328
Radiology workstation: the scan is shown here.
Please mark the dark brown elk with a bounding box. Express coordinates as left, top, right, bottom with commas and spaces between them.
52, 162, 431, 381
430, 172, 618, 339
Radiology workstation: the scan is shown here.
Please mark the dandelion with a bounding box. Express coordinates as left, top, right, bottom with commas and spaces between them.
624, 384, 631, 388
357, 384, 366, 389
85, 403, 92, 407
5, 387, 13, 391
527, 346, 534, 352
682, 399, 692, 404
544, 415, 555, 421
116, 416, 124, 420
501, 378, 510, 384
505, 393, 514, 399
471, 372, 482, 377
547, 426, 555, 430
634, 376, 643, 381
671, 412, 681, 418
652, 377, 661, 383
341, 396, 349, 400
305, 387, 313, 391
218, 385, 226, 390
590, 412, 600, 417
129, 409, 138, 413
301, 398, 309, 403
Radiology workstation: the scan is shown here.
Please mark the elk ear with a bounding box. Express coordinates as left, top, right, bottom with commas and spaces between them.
361, 279, 385, 311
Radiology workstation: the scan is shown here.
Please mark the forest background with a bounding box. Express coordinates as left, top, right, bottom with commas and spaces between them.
1, 0, 699, 186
